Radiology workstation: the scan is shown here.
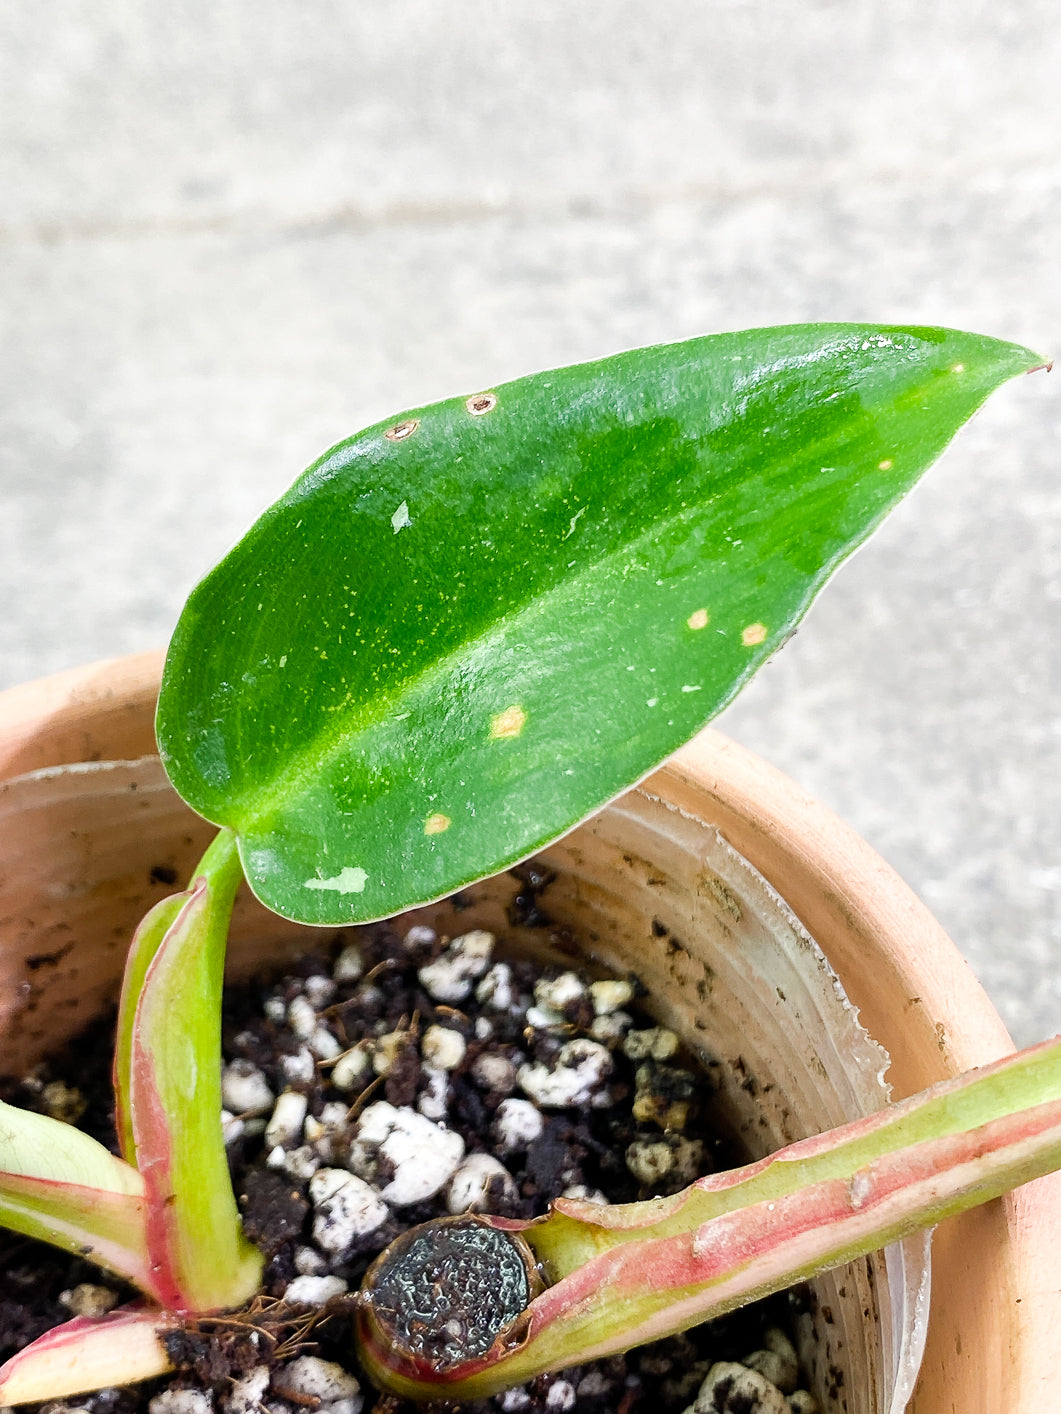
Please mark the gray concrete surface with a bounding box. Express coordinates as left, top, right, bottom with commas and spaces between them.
2, 2, 1058, 1044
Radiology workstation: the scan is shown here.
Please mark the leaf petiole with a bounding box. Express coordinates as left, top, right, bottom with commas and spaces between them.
356, 1034, 1061, 1401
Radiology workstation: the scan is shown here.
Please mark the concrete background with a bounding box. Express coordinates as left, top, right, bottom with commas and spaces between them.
2, 2, 1058, 1044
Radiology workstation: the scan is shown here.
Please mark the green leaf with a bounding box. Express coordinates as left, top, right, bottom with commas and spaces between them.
0, 1098, 159, 1296
157, 325, 1043, 924
126, 828, 264, 1312
356, 1035, 1061, 1400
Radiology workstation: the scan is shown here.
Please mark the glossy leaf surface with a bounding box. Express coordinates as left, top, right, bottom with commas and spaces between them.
127, 829, 264, 1312
357, 1035, 1061, 1400
158, 326, 1042, 924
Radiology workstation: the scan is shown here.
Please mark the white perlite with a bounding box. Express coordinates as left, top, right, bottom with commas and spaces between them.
476, 961, 515, 1010
348, 1102, 464, 1205
417, 1065, 449, 1120
417, 929, 495, 1002
279, 1356, 362, 1414
743, 1328, 800, 1395
560, 1183, 607, 1204
470, 1051, 517, 1094
268, 1143, 319, 1181
333, 942, 365, 982
493, 1097, 544, 1152
149, 1390, 214, 1414
304, 974, 337, 1008
590, 1010, 633, 1044
294, 1244, 328, 1275
265, 1090, 309, 1149
58, 1283, 118, 1317
683, 1362, 787, 1414
221, 1110, 244, 1145
626, 1135, 703, 1189
331, 1042, 374, 1093
421, 1024, 467, 1070
284, 1274, 349, 1304
223, 1366, 270, 1414
308, 1027, 342, 1061
279, 1047, 316, 1086
287, 994, 317, 1040
403, 923, 437, 952
445, 1153, 518, 1214
309, 1168, 389, 1252
525, 1003, 565, 1030
534, 971, 586, 1012
220, 1061, 274, 1115
517, 1039, 613, 1108
622, 1025, 680, 1061
544, 1381, 576, 1412
589, 978, 635, 1015
498, 1391, 531, 1413
317, 1099, 352, 1141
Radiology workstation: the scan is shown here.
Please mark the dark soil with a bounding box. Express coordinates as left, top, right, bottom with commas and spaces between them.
0, 888, 816, 1414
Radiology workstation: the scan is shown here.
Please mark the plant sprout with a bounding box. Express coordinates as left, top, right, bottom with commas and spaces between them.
0, 324, 1056, 1407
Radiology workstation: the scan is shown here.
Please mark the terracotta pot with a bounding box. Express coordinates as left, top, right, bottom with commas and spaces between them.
1, 653, 1058, 1413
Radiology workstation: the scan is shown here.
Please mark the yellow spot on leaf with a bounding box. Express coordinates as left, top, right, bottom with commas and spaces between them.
687, 608, 709, 631
490, 704, 527, 739
878, 458, 894, 471
424, 813, 451, 836
741, 622, 768, 647
950, 363, 965, 373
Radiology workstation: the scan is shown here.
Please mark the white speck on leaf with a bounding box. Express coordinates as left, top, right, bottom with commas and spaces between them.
279, 655, 287, 668
681, 685, 701, 693
305, 866, 369, 895
564, 506, 586, 540
391, 501, 412, 533
647, 697, 658, 707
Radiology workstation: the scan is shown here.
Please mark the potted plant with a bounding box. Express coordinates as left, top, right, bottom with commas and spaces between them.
0, 325, 1057, 1414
